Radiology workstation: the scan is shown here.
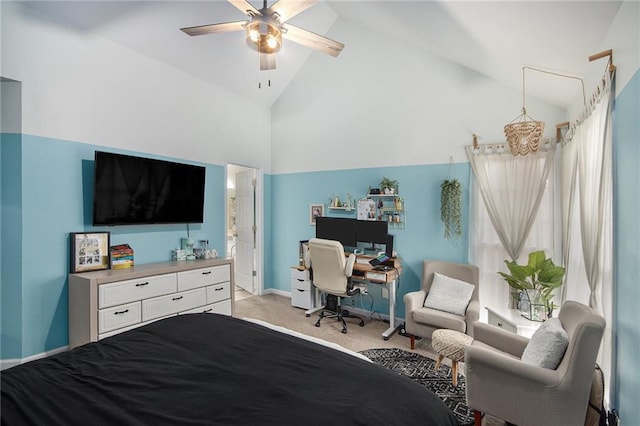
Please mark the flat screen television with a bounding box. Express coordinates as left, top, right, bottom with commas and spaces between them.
92, 151, 206, 226
315, 217, 357, 248
356, 220, 389, 250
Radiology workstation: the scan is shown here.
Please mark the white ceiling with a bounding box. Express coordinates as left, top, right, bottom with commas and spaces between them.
19, 0, 623, 109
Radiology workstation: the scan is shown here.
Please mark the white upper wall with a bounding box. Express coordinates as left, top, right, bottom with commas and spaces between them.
271, 17, 568, 174
1, 2, 271, 170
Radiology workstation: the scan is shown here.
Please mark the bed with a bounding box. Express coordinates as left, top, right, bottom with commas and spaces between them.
1, 314, 459, 425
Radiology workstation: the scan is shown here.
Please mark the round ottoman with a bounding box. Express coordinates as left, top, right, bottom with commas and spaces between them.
431, 329, 473, 387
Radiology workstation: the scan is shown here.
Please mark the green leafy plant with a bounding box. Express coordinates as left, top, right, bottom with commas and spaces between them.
379, 177, 399, 193
440, 179, 462, 240
498, 250, 565, 315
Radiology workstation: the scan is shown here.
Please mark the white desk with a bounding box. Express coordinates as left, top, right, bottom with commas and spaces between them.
305, 256, 402, 340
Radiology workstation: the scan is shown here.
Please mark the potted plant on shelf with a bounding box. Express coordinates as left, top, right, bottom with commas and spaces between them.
440, 178, 462, 240
380, 177, 399, 194
498, 250, 565, 321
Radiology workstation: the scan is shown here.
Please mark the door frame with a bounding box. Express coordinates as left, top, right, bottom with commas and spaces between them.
226, 163, 263, 296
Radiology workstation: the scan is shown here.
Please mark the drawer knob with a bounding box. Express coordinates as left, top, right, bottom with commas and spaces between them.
202, 271, 212, 275
297, 279, 304, 282
497, 322, 503, 327
214, 287, 223, 291
114, 309, 129, 315
135, 282, 149, 287
203, 308, 213, 313
172, 296, 183, 301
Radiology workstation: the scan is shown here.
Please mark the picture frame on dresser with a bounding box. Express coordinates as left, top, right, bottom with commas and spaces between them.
70, 231, 110, 273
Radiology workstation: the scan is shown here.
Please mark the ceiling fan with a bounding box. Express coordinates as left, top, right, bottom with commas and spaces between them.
180, 0, 344, 71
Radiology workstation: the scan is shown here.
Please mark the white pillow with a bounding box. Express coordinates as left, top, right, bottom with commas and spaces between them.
521, 317, 569, 369
423, 272, 475, 316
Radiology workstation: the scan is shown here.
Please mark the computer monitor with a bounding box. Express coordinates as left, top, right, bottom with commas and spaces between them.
355, 220, 389, 251
315, 217, 357, 248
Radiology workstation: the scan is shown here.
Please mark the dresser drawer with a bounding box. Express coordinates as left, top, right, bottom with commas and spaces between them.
178, 265, 231, 291
206, 282, 231, 304
99, 302, 142, 334
99, 274, 177, 309
291, 276, 311, 292
181, 299, 232, 316
290, 267, 309, 282
487, 311, 518, 334
142, 288, 206, 321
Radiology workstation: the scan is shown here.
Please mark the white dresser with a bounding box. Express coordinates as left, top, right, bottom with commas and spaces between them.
290, 266, 314, 309
69, 258, 234, 348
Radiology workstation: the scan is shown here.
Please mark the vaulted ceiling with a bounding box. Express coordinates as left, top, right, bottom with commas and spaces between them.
19, 1, 622, 109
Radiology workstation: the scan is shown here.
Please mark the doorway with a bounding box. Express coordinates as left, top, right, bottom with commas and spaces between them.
226, 164, 261, 300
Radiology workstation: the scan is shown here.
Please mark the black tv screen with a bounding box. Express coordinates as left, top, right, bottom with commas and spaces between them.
315, 217, 357, 248
92, 151, 206, 225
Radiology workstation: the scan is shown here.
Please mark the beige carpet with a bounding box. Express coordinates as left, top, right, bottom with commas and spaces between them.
233, 293, 505, 426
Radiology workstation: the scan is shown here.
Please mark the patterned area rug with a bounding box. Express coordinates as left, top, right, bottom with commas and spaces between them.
360, 348, 474, 426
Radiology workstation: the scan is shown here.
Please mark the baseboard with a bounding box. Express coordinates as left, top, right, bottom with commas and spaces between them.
1, 346, 69, 371
262, 288, 290, 298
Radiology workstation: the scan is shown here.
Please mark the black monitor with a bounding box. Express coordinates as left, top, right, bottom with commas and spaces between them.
315, 217, 357, 248
356, 220, 389, 250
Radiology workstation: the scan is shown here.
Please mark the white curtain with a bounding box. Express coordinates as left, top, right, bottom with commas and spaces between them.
467, 144, 557, 314
560, 69, 614, 405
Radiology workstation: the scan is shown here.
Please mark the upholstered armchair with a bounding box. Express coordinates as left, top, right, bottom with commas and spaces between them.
403, 260, 480, 349
465, 300, 606, 426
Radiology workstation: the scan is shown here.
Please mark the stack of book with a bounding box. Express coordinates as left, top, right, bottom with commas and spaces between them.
110, 244, 134, 269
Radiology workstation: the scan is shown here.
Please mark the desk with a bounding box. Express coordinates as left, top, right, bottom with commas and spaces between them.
304, 255, 402, 340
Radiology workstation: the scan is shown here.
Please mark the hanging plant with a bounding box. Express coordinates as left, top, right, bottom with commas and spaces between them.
440, 178, 462, 240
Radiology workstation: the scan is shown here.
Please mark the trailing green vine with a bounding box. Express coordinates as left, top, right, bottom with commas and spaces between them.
440, 179, 462, 240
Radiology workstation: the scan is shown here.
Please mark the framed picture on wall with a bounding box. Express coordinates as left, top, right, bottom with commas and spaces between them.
310, 204, 324, 225
70, 232, 111, 273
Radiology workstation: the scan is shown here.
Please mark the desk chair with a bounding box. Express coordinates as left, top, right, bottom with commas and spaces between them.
306, 238, 365, 334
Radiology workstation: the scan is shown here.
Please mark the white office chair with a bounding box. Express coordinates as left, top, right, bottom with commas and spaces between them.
305, 238, 364, 334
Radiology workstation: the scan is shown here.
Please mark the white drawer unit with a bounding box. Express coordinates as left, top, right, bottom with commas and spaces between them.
207, 282, 231, 304
177, 265, 231, 292
69, 258, 235, 349
142, 288, 207, 321
98, 274, 177, 309
291, 266, 314, 309
99, 301, 142, 334
485, 307, 542, 339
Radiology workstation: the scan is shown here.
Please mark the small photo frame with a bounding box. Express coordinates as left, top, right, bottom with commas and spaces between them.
70, 232, 111, 273
310, 204, 324, 225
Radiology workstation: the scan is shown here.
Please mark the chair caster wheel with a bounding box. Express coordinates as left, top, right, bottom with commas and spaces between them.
341, 329, 347, 334
383, 336, 389, 341
359, 321, 364, 327
315, 321, 321, 327
305, 314, 310, 317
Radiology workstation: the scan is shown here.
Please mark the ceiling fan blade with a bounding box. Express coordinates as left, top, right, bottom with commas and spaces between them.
228, 0, 261, 16
269, 0, 317, 21
260, 53, 277, 71
282, 23, 344, 57
181, 20, 248, 36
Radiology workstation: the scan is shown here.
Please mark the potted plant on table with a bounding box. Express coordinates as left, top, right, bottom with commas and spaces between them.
498, 250, 565, 321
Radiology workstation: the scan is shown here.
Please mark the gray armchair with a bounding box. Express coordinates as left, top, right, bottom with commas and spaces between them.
465, 300, 606, 426
403, 260, 480, 349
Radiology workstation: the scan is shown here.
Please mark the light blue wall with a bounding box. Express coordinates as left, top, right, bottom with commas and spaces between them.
1, 134, 23, 359
267, 163, 470, 317
612, 69, 639, 423
1, 134, 227, 357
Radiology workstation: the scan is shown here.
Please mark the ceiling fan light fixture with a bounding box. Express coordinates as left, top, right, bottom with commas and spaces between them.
245, 21, 282, 54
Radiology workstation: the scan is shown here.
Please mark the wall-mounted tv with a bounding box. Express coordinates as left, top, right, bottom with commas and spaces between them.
92, 151, 206, 226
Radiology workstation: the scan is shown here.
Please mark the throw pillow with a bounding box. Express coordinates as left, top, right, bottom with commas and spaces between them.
423, 272, 475, 316
521, 317, 569, 369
